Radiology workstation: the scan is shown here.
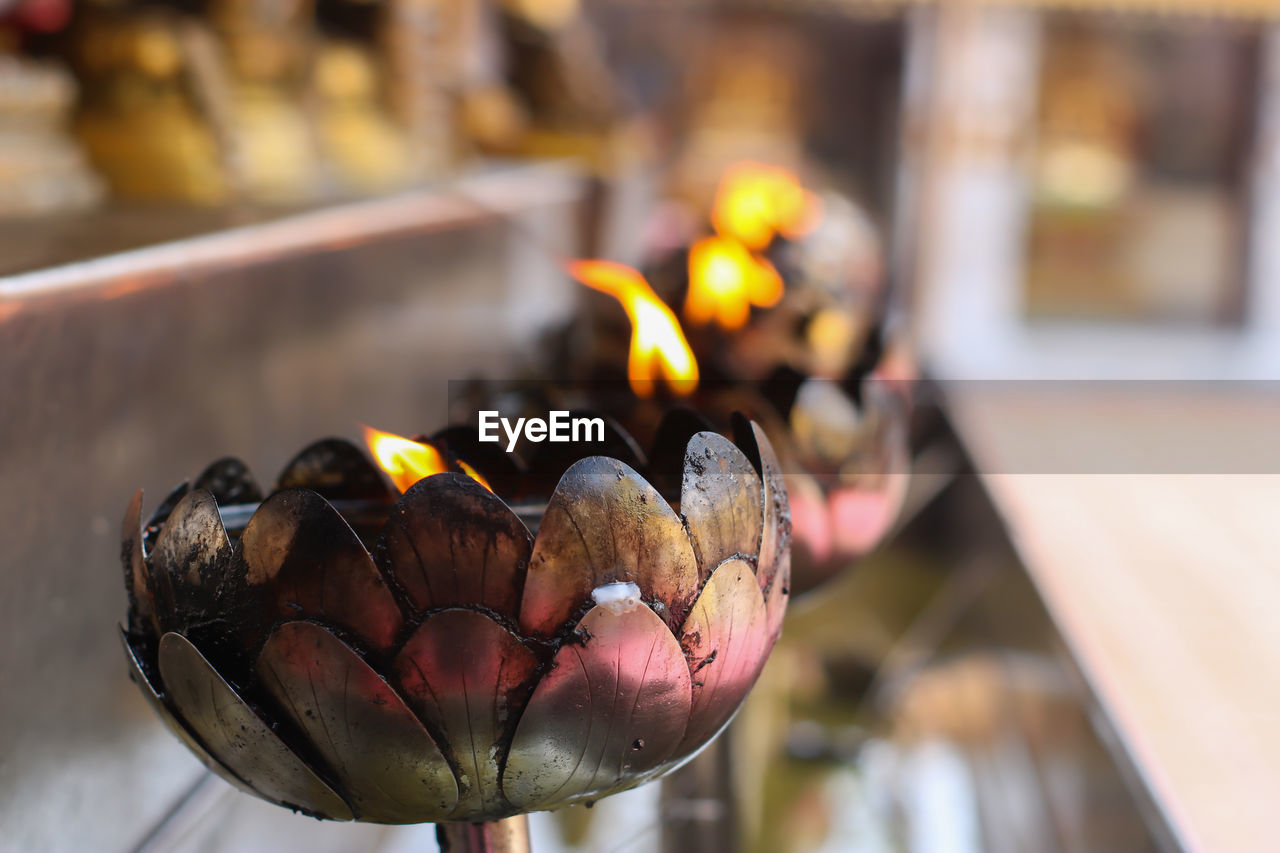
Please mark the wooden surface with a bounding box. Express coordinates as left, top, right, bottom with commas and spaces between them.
949, 386, 1280, 853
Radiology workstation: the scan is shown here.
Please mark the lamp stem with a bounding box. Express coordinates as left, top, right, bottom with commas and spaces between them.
436, 816, 532, 853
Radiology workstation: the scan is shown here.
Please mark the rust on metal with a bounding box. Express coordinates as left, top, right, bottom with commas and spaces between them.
118, 414, 790, 824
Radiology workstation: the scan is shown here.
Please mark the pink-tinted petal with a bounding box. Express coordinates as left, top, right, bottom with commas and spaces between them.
829, 485, 901, 556
393, 610, 539, 819
519, 457, 698, 638
788, 473, 833, 564
149, 489, 232, 632
678, 558, 770, 750
256, 621, 458, 823
503, 602, 692, 810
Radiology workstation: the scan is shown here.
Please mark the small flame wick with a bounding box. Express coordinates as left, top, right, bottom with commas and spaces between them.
363, 426, 491, 493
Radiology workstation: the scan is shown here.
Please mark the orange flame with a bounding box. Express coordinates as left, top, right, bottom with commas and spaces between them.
711, 162, 821, 251
685, 236, 784, 332
363, 426, 492, 493
685, 163, 821, 332
569, 259, 699, 398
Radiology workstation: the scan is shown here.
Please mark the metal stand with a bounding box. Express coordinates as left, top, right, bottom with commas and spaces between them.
660, 737, 738, 853
436, 816, 532, 853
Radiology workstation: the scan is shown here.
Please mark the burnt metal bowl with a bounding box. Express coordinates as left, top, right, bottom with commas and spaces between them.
119, 413, 790, 824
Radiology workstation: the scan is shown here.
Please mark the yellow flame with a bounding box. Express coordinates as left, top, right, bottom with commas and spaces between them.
569, 259, 699, 398
363, 427, 492, 493
711, 161, 821, 251
685, 236, 784, 332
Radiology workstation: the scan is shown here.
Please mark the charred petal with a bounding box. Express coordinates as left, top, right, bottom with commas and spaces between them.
238, 489, 403, 656
143, 481, 190, 555
645, 408, 715, 498
148, 489, 233, 635
681, 432, 763, 580
523, 412, 645, 497
277, 438, 397, 504
122, 489, 155, 635
120, 628, 253, 798
378, 473, 531, 616
431, 425, 526, 500
157, 632, 354, 820
731, 415, 791, 592
194, 457, 264, 505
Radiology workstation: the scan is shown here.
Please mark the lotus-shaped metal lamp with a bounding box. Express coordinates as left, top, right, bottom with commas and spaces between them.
118, 414, 789, 840
783, 372, 910, 594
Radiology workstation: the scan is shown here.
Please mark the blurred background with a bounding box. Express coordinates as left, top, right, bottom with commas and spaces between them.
3, 0, 1280, 851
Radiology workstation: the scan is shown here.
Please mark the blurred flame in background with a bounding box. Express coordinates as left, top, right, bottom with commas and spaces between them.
710, 161, 822, 250
685, 235, 784, 331
363, 426, 492, 492
684, 162, 820, 332
569, 259, 699, 397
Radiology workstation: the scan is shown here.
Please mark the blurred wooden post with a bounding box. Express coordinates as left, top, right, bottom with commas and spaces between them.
382, 0, 478, 177
660, 737, 738, 853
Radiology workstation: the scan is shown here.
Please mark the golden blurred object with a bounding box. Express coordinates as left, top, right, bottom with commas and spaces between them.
460, 85, 529, 152
804, 309, 859, 378
499, 1, 631, 173
76, 107, 227, 203
209, 0, 323, 202
226, 86, 319, 203
501, 0, 579, 32
1034, 30, 1137, 209
71, 11, 229, 204
132, 26, 182, 78
673, 26, 811, 203
314, 43, 411, 195
0, 55, 103, 216
503, 120, 651, 177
